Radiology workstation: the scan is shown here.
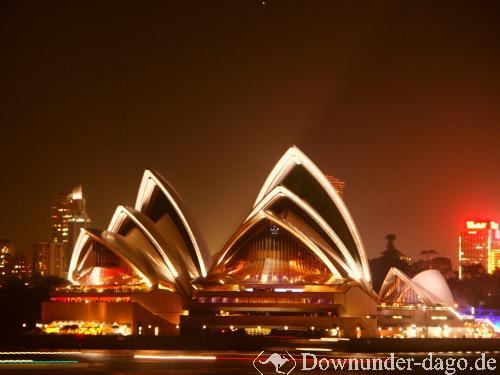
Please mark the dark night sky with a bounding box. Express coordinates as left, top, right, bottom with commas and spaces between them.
1, 1, 499, 265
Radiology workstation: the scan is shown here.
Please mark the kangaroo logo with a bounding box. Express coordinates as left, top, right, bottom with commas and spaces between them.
253, 351, 296, 375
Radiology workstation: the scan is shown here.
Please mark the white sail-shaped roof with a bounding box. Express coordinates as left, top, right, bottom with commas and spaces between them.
379, 267, 454, 307
247, 185, 365, 285
67, 148, 373, 296
107, 205, 192, 294
67, 169, 210, 295
135, 169, 211, 278
411, 269, 454, 307
253, 146, 371, 285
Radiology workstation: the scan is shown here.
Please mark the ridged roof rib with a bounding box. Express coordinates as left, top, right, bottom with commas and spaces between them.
68, 228, 154, 288
209, 146, 373, 291
68, 170, 210, 295
135, 170, 211, 277
247, 185, 363, 283
253, 146, 372, 286
107, 205, 192, 294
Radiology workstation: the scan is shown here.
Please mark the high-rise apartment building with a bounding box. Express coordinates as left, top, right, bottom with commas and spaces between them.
31, 241, 66, 278
51, 185, 91, 269
459, 220, 500, 279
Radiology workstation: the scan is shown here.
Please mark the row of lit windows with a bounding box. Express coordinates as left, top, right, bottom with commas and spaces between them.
50, 296, 131, 303
197, 296, 333, 304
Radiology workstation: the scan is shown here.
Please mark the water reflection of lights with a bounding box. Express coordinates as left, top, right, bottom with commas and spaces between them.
309, 338, 350, 342
134, 354, 216, 361
0, 360, 79, 364
0, 352, 82, 355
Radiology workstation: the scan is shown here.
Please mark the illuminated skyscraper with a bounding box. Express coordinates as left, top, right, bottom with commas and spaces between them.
459, 220, 500, 279
0, 239, 15, 279
31, 241, 66, 278
325, 175, 345, 198
51, 185, 91, 269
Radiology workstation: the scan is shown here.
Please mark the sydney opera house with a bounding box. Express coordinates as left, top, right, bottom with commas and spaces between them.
41, 147, 494, 338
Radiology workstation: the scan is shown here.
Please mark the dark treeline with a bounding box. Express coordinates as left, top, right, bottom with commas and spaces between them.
0, 276, 65, 333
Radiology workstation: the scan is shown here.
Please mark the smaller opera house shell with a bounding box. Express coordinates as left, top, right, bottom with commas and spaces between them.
376, 268, 482, 338
43, 147, 388, 337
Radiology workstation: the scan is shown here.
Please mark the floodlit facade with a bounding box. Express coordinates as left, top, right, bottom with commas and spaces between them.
44, 169, 209, 335
51, 185, 91, 270
42, 146, 378, 337
66, 170, 211, 293
43, 146, 491, 338
459, 220, 500, 279
182, 146, 377, 338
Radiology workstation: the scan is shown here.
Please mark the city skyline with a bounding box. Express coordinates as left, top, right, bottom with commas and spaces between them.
1, 1, 499, 265
2, 175, 496, 269
2, 161, 498, 264
1, 154, 498, 267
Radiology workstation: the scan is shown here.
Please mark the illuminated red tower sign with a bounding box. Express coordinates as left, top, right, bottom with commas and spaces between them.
459, 220, 500, 279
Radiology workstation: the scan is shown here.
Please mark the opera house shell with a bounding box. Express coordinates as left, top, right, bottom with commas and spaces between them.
377, 268, 494, 338
379, 268, 455, 308
42, 146, 488, 338
67, 169, 211, 295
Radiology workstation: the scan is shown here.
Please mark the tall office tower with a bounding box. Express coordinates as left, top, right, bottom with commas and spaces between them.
0, 239, 15, 278
325, 175, 346, 198
459, 220, 500, 279
31, 241, 66, 278
51, 185, 91, 269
